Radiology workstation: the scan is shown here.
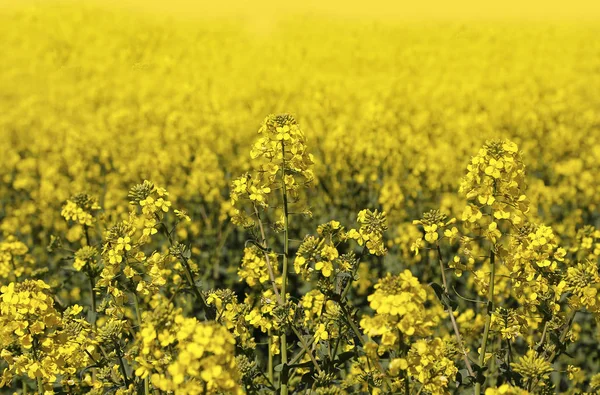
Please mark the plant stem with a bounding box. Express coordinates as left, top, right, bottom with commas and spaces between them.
340, 246, 367, 301
84, 224, 91, 246
132, 291, 142, 326
155, 217, 213, 319
280, 141, 290, 395
536, 321, 549, 352
291, 326, 322, 374
338, 302, 393, 391
88, 274, 97, 328
116, 347, 130, 387
289, 336, 316, 365
178, 252, 214, 319
253, 204, 283, 304
132, 291, 150, 395
475, 249, 495, 395
268, 329, 274, 384
88, 272, 98, 383
435, 245, 474, 377
548, 310, 577, 363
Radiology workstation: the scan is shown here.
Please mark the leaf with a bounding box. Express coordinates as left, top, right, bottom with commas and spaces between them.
335, 351, 355, 365
471, 363, 488, 385
431, 282, 460, 310
431, 282, 445, 301
290, 361, 312, 369
455, 371, 463, 386
300, 372, 316, 387
449, 298, 459, 311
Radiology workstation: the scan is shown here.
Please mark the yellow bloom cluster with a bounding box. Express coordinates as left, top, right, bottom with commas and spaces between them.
295, 220, 350, 281
0, 281, 92, 390
151, 318, 241, 394
206, 289, 254, 348
1, 2, 600, 393
129, 180, 172, 216
404, 338, 458, 395
61, 193, 101, 227
361, 270, 438, 349
231, 114, 314, 226
0, 237, 33, 280
510, 349, 553, 383
412, 209, 457, 252
132, 295, 241, 394
504, 224, 566, 312
485, 384, 530, 395
348, 209, 388, 256
564, 260, 600, 314
238, 245, 279, 288
459, 139, 528, 239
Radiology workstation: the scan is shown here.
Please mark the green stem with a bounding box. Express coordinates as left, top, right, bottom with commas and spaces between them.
280, 140, 290, 395
253, 204, 283, 304
132, 292, 150, 395
330, 324, 342, 364
88, 272, 98, 383
339, 303, 392, 391
549, 310, 577, 363
116, 347, 131, 387
268, 329, 274, 384
340, 246, 367, 301
155, 216, 213, 319
179, 252, 214, 320
435, 244, 474, 377
475, 249, 495, 395
36, 378, 43, 395
88, 273, 97, 328
289, 336, 315, 365
291, 326, 322, 374
132, 291, 142, 326
84, 224, 91, 246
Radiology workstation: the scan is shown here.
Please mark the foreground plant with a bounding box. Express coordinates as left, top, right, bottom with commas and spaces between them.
1, 118, 598, 394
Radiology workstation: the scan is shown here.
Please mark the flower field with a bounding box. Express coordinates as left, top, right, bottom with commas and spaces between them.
1, 1, 599, 394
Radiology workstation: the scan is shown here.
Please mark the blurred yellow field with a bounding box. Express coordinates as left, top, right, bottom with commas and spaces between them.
0, 1, 599, 394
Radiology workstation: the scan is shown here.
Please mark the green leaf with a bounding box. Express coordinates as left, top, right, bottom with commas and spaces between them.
431, 282, 445, 301
335, 351, 355, 365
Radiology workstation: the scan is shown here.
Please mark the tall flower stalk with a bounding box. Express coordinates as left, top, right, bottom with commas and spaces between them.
230, 114, 314, 394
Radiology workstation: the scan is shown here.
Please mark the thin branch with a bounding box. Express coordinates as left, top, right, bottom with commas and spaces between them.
436, 245, 474, 377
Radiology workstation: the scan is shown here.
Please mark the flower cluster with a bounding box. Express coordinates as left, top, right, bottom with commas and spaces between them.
61, 193, 101, 227
0, 237, 33, 280
231, 114, 314, 226
238, 245, 280, 288
149, 317, 241, 394
360, 270, 439, 351
1, 1, 599, 391
412, 209, 458, 253
294, 220, 352, 281
503, 223, 567, 313
0, 280, 93, 390
404, 338, 458, 395
459, 139, 529, 238
511, 349, 553, 383
347, 209, 388, 256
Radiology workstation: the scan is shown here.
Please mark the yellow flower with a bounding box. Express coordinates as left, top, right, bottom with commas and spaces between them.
314, 323, 329, 342
315, 260, 333, 277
